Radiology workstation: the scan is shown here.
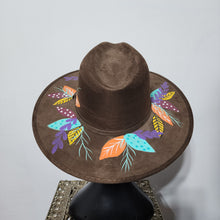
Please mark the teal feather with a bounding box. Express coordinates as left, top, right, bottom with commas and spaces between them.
48, 118, 81, 131
124, 133, 155, 153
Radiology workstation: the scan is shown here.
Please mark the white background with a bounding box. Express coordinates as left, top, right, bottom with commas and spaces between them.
0, 0, 219, 219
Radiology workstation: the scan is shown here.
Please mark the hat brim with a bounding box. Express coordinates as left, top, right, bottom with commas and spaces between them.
32, 70, 193, 183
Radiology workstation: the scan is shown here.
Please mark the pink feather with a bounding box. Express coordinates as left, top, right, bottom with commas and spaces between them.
48, 92, 69, 99
56, 107, 76, 118
158, 100, 179, 112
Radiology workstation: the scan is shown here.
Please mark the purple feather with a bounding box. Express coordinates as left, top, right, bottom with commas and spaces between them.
63, 132, 67, 140
51, 130, 67, 154
55, 131, 63, 137
64, 76, 78, 81
52, 136, 61, 144
133, 130, 163, 140
161, 82, 169, 93
58, 141, 64, 149
51, 144, 58, 154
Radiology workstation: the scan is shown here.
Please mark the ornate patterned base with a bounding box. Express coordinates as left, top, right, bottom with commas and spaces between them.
46, 180, 163, 220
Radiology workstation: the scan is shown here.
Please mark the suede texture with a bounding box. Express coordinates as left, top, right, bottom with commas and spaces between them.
32, 42, 193, 183
78, 42, 150, 133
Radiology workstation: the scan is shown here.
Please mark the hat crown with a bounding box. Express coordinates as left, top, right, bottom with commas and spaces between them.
77, 42, 151, 134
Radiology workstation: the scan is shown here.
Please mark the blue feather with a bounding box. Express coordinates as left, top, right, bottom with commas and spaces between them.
124, 133, 155, 153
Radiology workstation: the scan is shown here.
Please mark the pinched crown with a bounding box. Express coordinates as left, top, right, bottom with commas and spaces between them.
77, 42, 151, 134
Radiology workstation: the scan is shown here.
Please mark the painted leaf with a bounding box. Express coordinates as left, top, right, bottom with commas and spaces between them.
51, 144, 58, 154
121, 145, 136, 172
48, 92, 69, 99
133, 130, 162, 139
150, 82, 169, 103
124, 133, 155, 153
75, 94, 80, 107
64, 76, 78, 81
51, 131, 66, 154
53, 97, 72, 105
158, 100, 179, 112
48, 118, 81, 131
68, 126, 83, 145
56, 106, 77, 118
99, 136, 126, 160
63, 86, 76, 96
153, 115, 164, 134
162, 91, 175, 100
151, 104, 173, 126
150, 88, 161, 99
150, 88, 162, 104
161, 82, 169, 93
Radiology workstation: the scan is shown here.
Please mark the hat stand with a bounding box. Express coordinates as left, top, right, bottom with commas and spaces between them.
68, 181, 154, 220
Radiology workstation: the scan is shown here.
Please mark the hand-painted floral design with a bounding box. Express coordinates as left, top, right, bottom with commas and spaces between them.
48, 85, 80, 107
48, 107, 92, 160
99, 81, 182, 172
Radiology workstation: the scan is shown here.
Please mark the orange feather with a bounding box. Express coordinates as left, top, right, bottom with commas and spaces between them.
63, 86, 76, 96
151, 104, 173, 126
99, 136, 126, 160
76, 94, 80, 107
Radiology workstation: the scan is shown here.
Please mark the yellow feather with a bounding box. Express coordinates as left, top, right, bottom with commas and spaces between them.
153, 115, 164, 135
68, 127, 83, 145
53, 97, 72, 105
162, 91, 175, 100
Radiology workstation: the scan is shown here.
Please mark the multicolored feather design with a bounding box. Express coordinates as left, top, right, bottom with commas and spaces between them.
99, 81, 182, 172
151, 82, 181, 127
99, 130, 161, 171
48, 85, 79, 106
48, 110, 92, 159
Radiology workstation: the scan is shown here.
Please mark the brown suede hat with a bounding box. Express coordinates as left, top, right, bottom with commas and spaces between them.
32, 42, 193, 183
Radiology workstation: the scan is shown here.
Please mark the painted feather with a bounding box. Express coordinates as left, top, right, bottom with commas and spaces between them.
53, 97, 72, 105
124, 134, 155, 153
63, 86, 76, 96
150, 88, 161, 99
48, 118, 81, 131
150, 88, 163, 104
48, 92, 69, 99
162, 91, 175, 100
158, 100, 179, 112
99, 136, 126, 160
153, 115, 164, 134
121, 145, 136, 172
150, 82, 169, 104
133, 130, 162, 140
68, 126, 83, 145
151, 104, 173, 126
64, 76, 78, 81
161, 82, 169, 93
56, 107, 77, 118
51, 130, 67, 154
75, 94, 80, 107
